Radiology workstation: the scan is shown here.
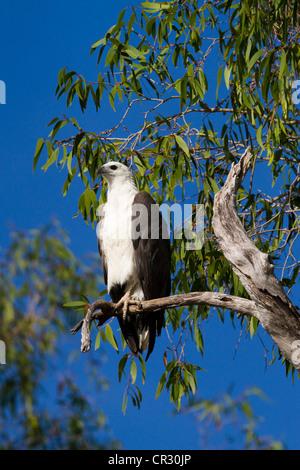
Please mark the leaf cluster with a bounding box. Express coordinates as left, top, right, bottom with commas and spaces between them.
34, 0, 300, 408
156, 359, 203, 411
189, 386, 285, 450
0, 224, 118, 449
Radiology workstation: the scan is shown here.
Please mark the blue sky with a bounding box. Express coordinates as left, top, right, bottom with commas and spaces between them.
0, 0, 299, 450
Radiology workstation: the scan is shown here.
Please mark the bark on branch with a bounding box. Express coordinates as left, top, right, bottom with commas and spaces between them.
212, 147, 300, 370
71, 292, 258, 353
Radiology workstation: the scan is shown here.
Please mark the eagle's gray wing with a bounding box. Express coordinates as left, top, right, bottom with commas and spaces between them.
132, 191, 171, 360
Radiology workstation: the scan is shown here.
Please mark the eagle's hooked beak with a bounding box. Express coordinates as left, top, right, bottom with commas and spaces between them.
97, 166, 105, 176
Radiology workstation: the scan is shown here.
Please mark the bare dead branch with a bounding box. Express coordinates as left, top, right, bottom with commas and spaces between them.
212, 147, 300, 370
71, 291, 258, 353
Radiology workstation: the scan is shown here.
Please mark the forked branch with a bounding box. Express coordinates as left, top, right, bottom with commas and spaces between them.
212, 147, 300, 370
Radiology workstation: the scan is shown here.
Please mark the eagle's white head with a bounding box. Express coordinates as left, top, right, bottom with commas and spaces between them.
97, 161, 137, 195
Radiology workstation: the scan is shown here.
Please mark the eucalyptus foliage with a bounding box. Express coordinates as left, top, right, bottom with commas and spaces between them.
35, 0, 300, 410
189, 387, 285, 449
0, 224, 119, 449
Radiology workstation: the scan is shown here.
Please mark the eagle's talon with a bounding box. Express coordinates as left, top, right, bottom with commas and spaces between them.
114, 293, 131, 320
115, 297, 144, 320
122, 301, 129, 321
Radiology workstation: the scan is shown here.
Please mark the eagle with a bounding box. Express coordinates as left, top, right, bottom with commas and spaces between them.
96, 161, 171, 360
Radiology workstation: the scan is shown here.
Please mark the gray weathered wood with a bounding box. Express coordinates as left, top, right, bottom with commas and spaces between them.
72, 292, 258, 353
212, 147, 300, 370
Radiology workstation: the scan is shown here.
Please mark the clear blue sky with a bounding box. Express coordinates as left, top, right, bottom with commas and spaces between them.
0, 0, 299, 450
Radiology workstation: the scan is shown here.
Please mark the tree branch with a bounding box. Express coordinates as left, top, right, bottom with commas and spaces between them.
212, 147, 300, 370
71, 292, 258, 353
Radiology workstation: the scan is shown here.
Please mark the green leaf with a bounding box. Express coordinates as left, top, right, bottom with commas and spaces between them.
90, 38, 106, 51
3, 300, 14, 323
57, 67, 66, 87
250, 316, 259, 338
130, 359, 137, 384
109, 87, 117, 111
141, 1, 163, 11
198, 69, 208, 96
256, 125, 264, 148
85, 188, 97, 214
122, 388, 128, 414
279, 49, 287, 78
75, 81, 84, 100
155, 371, 168, 399
174, 135, 190, 157
67, 151, 73, 175
247, 49, 264, 72
105, 46, 117, 68
180, 74, 188, 110
41, 148, 59, 171
127, 10, 137, 37
134, 154, 148, 176
116, 8, 126, 29
123, 44, 145, 59
70, 117, 81, 129
216, 65, 223, 100
194, 326, 204, 355
63, 300, 87, 312
105, 324, 119, 352
224, 66, 232, 90
118, 354, 129, 382
132, 384, 142, 409
49, 119, 68, 140
33, 138, 44, 172
94, 331, 101, 351
138, 355, 146, 384
62, 166, 76, 196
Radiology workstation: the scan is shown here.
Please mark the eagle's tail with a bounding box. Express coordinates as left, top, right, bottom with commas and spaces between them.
137, 311, 165, 361
117, 317, 140, 356
118, 311, 164, 361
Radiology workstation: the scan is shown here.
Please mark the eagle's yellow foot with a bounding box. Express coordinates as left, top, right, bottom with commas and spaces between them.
114, 293, 142, 321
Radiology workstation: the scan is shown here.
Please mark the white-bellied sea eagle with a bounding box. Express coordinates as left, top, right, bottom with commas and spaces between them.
96, 161, 171, 360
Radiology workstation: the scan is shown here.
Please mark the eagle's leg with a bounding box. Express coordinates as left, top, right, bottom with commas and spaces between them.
114, 292, 142, 321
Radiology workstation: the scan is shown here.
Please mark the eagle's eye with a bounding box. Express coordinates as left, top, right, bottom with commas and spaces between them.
110, 165, 118, 170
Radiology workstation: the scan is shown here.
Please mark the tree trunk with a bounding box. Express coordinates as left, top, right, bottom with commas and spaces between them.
212, 148, 300, 370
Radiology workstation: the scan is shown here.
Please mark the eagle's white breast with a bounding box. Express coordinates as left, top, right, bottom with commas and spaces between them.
96, 182, 144, 301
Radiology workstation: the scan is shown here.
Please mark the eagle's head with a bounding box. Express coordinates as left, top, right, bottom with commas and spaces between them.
97, 161, 136, 190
